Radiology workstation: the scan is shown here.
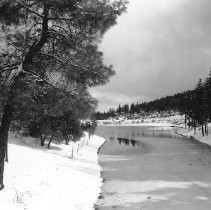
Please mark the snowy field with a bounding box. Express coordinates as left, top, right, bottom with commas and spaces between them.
0, 133, 105, 210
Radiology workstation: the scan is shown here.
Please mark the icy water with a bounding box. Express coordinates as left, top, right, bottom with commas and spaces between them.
95, 126, 211, 210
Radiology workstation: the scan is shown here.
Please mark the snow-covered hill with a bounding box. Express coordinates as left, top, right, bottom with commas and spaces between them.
98, 112, 185, 127
0, 133, 105, 210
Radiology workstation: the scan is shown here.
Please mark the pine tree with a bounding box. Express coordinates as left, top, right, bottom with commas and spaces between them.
130, 103, 135, 114
117, 104, 122, 115
0, 0, 127, 189
205, 71, 211, 121
194, 79, 206, 135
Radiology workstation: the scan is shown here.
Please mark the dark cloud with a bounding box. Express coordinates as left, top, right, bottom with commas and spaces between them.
91, 0, 211, 111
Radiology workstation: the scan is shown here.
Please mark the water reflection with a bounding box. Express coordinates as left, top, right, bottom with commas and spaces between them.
96, 126, 179, 141
109, 137, 139, 147
109, 137, 114, 141
131, 139, 136, 147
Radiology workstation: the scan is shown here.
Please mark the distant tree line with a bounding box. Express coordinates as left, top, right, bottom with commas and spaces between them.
96, 71, 211, 135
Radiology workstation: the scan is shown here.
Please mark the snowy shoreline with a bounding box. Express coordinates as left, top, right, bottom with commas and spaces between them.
175, 123, 211, 147
0, 133, 106, 210
97, 123, 174, 127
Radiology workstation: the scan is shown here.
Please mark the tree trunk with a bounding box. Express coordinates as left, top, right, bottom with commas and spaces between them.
0, 103, 14, 190
0, 6, 50, 190
207, 123, 209, 135
65, 136, 69, 145
40, 135, 46, 147
202, 124, 204, 136
5, 143, 8, 163
205, 122, 207, 135
193, 119, 196, 135
205, 122, 209, 135
47, 135, 54, 149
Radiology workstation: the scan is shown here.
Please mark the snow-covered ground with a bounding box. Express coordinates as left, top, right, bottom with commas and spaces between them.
98, 114, 185, 127
0, 133, 105, 210
176, 123, 211, 147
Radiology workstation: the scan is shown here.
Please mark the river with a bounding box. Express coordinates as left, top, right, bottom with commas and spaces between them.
94, 126, 211, 210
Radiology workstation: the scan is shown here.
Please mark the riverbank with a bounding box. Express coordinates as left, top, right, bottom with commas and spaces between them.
98, 115, 211, 148
97, 114, 184, 127
175, 123, 211, 147
0, 133, 105, 210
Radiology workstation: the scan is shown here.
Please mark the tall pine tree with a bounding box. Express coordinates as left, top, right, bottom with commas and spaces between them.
0, 0, 127, 189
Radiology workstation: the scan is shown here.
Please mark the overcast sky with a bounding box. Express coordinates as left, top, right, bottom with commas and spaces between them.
90, 0, 211, 112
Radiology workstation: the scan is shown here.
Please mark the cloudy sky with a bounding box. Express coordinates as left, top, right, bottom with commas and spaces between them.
90, 0, 211, 111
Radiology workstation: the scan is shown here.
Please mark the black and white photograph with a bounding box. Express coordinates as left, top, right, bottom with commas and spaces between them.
0, 0, 211, 209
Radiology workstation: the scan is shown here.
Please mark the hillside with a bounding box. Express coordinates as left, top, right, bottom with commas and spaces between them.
0, 133, 105, 210
97, 112, 185, 127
